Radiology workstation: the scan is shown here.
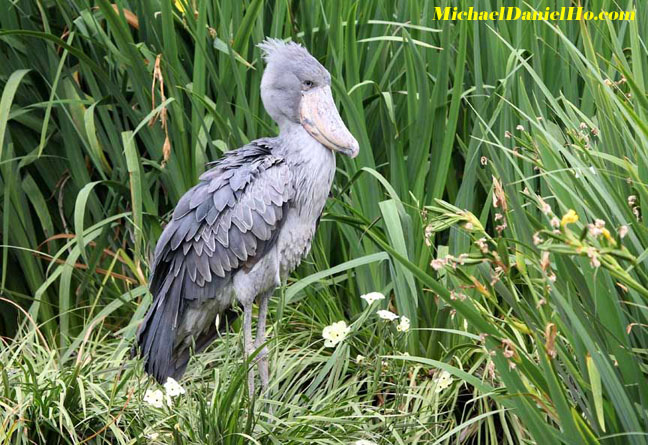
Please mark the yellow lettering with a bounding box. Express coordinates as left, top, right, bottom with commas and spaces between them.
567, 7, 576, 20
507, 7, 521, 20
624, 11, 636, 21
434, 7, 450, 20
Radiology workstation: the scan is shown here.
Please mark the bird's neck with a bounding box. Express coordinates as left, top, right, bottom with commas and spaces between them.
276, 122, 334, 165
276, 123, 336, 217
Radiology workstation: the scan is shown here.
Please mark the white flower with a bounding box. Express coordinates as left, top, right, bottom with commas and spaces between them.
444, 254, 457, 269
430, 258, 445, 270
628, 195, 637, 206
516, 124, 525, 131
450, 290, 467, 301
143, 389, 164, 408
360, 292, 385, 305
540, 251, 551, 272
376, 310, 399, 321
424, 224, 434, 247
397, 316, 410, 332
434, 370, 453, 393
164, 377, 185, 398
355, 440, 378, 445
533, 232, 543, 246
356, 354, 365, 364
538, 198, 551, 215
322, 321, 350, 348
588, 225, 602, 237
586, 247, 601, 268
550, 216, 560, 229
618, 225, 629, 238
475, 237, 489, 254
588, 219, 606, 237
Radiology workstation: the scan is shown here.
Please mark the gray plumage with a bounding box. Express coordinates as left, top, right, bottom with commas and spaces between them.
136, 38, 359, 389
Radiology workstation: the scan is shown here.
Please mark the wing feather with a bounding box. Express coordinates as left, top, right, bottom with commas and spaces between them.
137, 139, 294, 382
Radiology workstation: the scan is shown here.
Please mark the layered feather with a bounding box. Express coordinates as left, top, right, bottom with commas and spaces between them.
136, 139, 294, 382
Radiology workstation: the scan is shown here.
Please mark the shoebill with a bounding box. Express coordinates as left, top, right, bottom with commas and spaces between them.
135, 38, 359, 394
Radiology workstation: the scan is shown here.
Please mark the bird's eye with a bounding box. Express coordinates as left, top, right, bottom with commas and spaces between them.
303, 80, 314, 89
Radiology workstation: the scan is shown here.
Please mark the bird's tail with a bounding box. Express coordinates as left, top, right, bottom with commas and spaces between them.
134, 266, 185, 383
169, 306, 239, 378
134, 266, 238, 383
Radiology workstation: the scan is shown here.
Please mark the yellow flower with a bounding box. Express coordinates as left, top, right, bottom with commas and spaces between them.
601, 227, 613, 241
174, 0, 185, 14
560, 209, 579, 227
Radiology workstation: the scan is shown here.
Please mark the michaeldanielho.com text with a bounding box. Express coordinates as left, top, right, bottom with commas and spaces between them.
435, 6, 635, 21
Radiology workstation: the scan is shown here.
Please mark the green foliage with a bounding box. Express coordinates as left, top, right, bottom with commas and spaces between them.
1, 0, 647, 443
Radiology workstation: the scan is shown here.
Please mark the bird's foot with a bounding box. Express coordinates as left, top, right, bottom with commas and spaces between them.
256, 346, 270, 394
243, 302, 256, 397
247, 370, 255, 397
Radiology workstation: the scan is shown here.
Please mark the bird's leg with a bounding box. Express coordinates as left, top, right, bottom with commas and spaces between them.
242, 301, 255, 396
255, 290, 272, 393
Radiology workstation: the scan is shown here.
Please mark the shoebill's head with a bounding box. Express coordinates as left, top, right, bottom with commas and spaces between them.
258, 38, 359, 158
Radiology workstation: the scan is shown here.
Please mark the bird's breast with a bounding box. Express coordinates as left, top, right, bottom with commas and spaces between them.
277, 147, 335, 277
276, 215, 318, 278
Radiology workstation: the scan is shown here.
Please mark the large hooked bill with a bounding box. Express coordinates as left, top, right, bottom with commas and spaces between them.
299, 85, 359, 158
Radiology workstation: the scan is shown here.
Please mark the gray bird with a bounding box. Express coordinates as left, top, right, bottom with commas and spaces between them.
136, 38, 359, 394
